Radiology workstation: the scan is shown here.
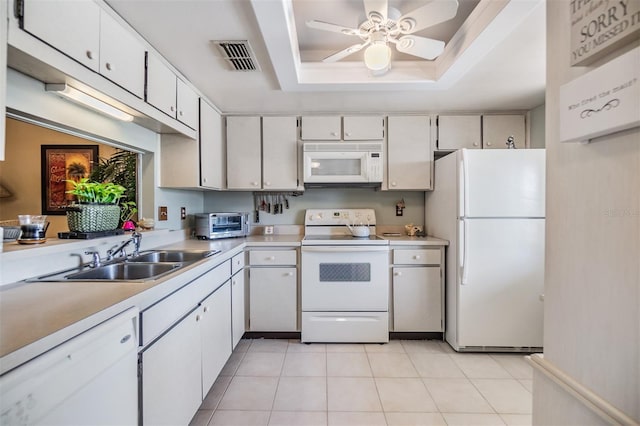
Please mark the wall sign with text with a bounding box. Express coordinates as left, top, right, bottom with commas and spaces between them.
570, 0, 640, 66
560, 46, 639, 143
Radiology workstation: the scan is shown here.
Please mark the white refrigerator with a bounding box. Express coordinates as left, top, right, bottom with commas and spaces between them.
425, 149, 545, 351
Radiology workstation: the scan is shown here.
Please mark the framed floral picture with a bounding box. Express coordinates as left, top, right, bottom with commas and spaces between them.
41, 145, 98, 215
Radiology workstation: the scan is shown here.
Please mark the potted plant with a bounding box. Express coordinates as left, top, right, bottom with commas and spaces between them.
65, 178, 127, 232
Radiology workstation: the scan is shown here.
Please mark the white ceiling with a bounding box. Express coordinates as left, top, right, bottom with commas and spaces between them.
106, 0, 546, 115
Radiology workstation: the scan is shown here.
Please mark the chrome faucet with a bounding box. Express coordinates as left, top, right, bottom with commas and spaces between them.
85, 250, 102, 268
107, 231, 142, 260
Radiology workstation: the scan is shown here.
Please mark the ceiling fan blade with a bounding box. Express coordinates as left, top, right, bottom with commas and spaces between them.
395, 35, 445, 60
322, 42, 369, 62
306, 20, 361, 36
398, 0, 459, 34
363, 0, 388, 22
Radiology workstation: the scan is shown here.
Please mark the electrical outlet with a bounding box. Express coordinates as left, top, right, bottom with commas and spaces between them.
159, 206, 168, 221
264, 225, 274, 235
180, 207, 186, 220
396, 206, 403, 216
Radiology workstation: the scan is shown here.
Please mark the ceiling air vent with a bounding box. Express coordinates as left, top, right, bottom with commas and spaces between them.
212, 40, 260, 71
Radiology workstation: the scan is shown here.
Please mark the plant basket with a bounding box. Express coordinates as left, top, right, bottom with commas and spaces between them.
66, 203, 121, 233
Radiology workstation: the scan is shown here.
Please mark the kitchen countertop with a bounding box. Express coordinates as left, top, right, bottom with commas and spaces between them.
0, 232, 446, 374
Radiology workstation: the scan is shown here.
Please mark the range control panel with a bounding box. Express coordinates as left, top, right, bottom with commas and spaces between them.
305, 209, 376, 226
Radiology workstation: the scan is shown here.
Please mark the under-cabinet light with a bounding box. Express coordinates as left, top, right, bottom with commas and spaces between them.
45, 83, 134, 122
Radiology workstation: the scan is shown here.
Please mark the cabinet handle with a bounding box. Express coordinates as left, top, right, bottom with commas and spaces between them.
86, 50, 94, 60
232, 279, 237, 285
266, 256, 275, 261
170, 106, 175, 112
203, 178, 208, 183
196, 314, 201, 322
252, 181, 259, 186
395, 271, 402, 276
473, 142, 479, 147
203, 306, 209, 313
413, 255, 421, 260
105, 62, 113, 71
179, 110, 184, 116
330, 132, 338, 136
345, 132, 352, 137
391, 181, 397, 187
285, 272, 294, 276
265, 181, 271, 186
486, 142, 492, 146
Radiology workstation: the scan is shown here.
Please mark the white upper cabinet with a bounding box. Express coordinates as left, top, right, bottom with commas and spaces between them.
482, 115, 526, 149
301, 116, 341, 140
226, 116, 262, 190
20, 2, 144, 98
200, 100, 225, 189
343, 116, 384, 140
98, 11, 145, 98
146, 53, 177, 117
437, 115, 482, 150
21, 0, 101, 72
262, 116, 298, 190
301, 116, 384, 140
387, 116, 432, 190
176, 78, 199, 130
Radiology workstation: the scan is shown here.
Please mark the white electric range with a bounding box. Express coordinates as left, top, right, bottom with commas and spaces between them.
301, 209, 390, 343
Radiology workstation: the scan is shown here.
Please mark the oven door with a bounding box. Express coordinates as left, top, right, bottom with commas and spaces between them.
301, 246, 389, 311
303, 151, 370, 183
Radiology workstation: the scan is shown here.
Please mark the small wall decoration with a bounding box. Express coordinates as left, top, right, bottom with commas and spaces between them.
560, 46, 639, 143
570, 0, 640, 66
41, 145, 98, 215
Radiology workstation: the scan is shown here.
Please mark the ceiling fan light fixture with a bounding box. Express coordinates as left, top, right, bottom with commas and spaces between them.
364, 42, 391, 73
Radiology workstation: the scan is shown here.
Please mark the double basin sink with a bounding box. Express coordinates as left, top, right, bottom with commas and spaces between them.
29, 250, 220, 282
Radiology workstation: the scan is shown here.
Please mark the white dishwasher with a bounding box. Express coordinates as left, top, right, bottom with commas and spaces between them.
0, 308, 138, 425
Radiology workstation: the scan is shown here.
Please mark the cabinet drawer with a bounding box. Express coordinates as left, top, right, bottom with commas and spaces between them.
232, 252, 245, 275
141, 260, 231, 345
393, 249, 440, 265
249, 250, 297, 266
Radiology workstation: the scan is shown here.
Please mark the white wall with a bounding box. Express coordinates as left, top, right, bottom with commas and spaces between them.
533, 2, 639, 424
204, 188, 425, 228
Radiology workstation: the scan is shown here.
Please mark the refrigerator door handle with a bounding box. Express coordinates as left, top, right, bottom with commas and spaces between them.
459, 220, 469, 285
460, 220, 469, 285
460, 149, 469, 218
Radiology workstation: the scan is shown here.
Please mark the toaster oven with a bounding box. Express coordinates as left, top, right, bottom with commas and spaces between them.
195, 212, 250, 240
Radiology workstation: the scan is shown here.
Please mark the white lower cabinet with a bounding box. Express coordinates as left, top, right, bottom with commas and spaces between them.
391, 248, 444, 332
141, 264, 232, 425
249, 249, 297, 331
231, 253, 246, 348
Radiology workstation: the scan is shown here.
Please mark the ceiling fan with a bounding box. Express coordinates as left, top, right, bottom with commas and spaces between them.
306, 0, 459, 75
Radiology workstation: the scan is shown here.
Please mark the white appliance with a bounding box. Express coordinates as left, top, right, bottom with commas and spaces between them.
301, 209, 390, 343
425, 149, 545, 351
303, 143, 383, 186
0, 308, 138, 425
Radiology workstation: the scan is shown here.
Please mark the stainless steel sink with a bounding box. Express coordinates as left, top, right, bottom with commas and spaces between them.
65, 262, 181, 281
127, 250, 219, 264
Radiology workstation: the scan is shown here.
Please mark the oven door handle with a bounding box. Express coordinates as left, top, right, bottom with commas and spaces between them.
301, 246, 389, 253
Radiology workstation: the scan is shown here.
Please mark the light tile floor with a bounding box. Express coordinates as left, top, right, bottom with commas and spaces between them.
190, 339, 534, 426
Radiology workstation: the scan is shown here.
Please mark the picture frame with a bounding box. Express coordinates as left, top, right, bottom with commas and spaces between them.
41, 145, 99, 215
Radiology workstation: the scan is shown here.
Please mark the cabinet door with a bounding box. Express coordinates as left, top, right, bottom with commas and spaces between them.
200, 100, 225, 189
231, 270, 246, 349
146, 53, 177, 117
177, 78, 199, 130
393, 267, 442, 332
437, 115, 481, 150
301, 116, 341, 140
249, 267, 297, 331
21, 0, 100, 72
142, 309, 202, 426
387, 116, 432, 190
227, 116, 262, 189
263, 116, 298, 190
482, 115, 526, 149
99, 11, 145, 98
343, 116, 384, 140
200, 282, 232, 397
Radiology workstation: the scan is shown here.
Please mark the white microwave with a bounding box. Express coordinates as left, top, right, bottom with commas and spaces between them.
303, 142, 383, 186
